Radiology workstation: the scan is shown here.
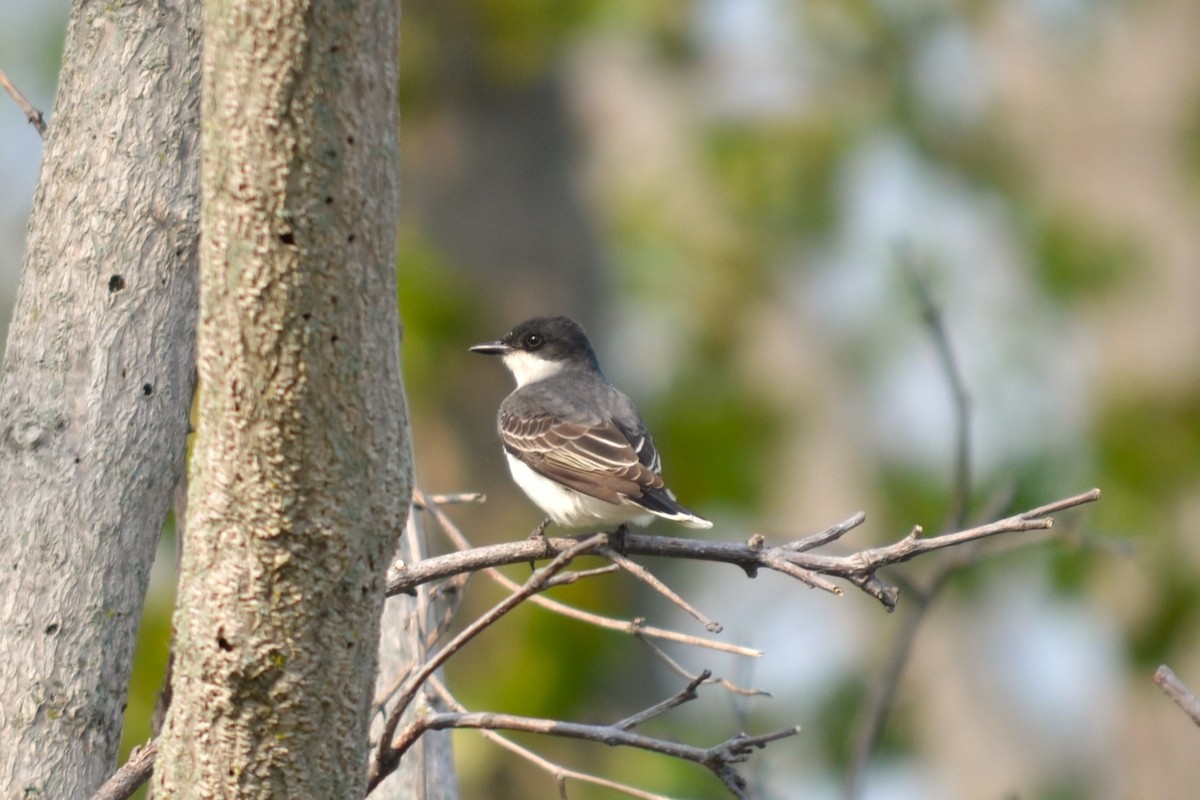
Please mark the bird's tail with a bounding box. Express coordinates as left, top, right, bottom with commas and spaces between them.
636, 488, 713, 529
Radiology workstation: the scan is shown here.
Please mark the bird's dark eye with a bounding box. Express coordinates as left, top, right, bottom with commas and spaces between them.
522, 333, 543, 349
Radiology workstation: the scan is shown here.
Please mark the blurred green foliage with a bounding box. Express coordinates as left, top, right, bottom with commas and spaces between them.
1028, 211, 1137, 302
705, 122, 843, 239
653, 374, 785, 509
1094, 389, 1200, 531
395, 225, 484, 398
1095, 388, 1200, 666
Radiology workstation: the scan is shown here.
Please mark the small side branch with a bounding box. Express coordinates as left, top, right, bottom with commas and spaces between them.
88, 740, 157, 800
0, 68, 47, 137
1153, 665, 1200, 728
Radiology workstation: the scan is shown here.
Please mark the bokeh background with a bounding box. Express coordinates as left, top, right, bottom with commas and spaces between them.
4, 1, 1200, 798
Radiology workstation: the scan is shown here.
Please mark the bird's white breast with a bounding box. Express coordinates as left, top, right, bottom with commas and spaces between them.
505, 454, 652, 528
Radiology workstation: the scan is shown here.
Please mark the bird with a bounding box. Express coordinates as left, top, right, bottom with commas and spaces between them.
471, 315, 712, 533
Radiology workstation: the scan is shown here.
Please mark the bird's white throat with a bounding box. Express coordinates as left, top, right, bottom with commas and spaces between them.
501, 350, 566, 387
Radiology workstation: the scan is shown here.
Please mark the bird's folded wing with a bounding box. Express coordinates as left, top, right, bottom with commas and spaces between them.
500, 412, 664, 503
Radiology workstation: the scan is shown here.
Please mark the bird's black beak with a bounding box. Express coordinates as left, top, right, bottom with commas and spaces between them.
469, 339, 510, 356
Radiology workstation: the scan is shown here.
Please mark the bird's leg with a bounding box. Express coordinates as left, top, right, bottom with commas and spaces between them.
529, 517, 552, 540
527, 517, 553, 571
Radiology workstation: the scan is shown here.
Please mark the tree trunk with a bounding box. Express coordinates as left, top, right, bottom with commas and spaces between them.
0, 0, 201, 796
154, 0, 409, 796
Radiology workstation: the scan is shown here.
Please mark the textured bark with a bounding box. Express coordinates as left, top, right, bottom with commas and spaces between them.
0, 1, 201, 797
154, 0, 409, 796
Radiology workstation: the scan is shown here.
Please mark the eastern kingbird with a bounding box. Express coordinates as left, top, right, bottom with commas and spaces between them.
471, 315, 712, 531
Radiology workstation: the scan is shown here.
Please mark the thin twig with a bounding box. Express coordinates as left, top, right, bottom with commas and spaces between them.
0, 68, 46, 137
786, 512, 867, 552
613, 671, 710, 730
900, 248, 972, 531
417, 492, 486, 506
88, 740, 157, 800
637, 635, 768, 698
1153, 665, 1200, 728
601, 545, 723, 633
845, 566, 948, 800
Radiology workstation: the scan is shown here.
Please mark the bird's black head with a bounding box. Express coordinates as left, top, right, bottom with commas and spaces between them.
471, 315, 603, 385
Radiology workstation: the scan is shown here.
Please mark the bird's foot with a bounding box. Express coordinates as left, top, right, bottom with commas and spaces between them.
611, 523, 630, 551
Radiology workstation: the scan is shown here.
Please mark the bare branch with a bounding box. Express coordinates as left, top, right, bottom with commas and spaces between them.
0, 68, 47, 137
387, 702, 800, 799
370, 534, 610, 790
389, 490, 1102, 612
846, 256, 1093, 798
411, 489, 761, 658
425, 676, 676, 800
1153, 665, 1200, 728
601, 545, 723, 632
613, 670, 709, 730
638, 635, 769, 698
88, 740, 156, 800
384, 488, 1095, 798
786, 511, 867, 552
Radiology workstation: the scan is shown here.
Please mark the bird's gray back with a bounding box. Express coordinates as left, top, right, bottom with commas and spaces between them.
500, 371, 645, 433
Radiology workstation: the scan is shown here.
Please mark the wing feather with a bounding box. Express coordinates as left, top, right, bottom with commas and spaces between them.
500, 412, 665, 504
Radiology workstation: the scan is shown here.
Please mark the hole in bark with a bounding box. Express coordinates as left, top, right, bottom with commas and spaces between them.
44, 623, 59, 635
279, 231, 295, 245
217, 630, 233, 651
108, 274, 125, 292
142, 384, 153, 396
